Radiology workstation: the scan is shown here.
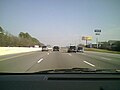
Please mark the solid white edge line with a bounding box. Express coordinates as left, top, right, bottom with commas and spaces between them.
83, 61, 95, 67
38, 58, 43, 63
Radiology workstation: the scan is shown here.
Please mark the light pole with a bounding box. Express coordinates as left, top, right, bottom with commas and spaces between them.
94, 29, 101, 48
86, 38, 88, 46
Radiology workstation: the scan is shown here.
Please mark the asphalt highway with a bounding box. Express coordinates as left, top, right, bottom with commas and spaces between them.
0, 49, 120, 73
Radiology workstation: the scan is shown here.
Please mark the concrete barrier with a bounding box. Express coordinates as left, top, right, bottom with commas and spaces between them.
0, 47, 42, 56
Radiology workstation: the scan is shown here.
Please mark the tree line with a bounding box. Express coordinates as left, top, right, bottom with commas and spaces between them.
87, 40, 120, 51
99, 40, 120, 51
0, 26, 44, 47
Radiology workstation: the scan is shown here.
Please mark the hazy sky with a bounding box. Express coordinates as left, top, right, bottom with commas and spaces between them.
0, 0, 120, 46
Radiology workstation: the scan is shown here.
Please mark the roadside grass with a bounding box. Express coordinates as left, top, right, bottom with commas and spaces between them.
85, 48, 120, 54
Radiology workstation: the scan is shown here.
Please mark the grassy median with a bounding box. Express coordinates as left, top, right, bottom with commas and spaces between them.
85, 48, 120, 54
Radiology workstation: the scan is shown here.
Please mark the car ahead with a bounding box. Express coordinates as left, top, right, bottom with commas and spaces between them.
67, 46, 76, 53
77, 46, 84, 53
53, 46, 59, 51
42, 46, 48, 51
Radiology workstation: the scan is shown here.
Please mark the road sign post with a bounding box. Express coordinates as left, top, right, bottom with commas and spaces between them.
94, 29, 101, 48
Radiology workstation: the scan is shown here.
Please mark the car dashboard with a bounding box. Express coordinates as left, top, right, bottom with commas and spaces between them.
0, 73, 120, 90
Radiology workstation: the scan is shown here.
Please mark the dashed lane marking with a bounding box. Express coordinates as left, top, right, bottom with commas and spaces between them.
38, 58, 43, 63
68, 53, 72, 56
83, 60, 95, 67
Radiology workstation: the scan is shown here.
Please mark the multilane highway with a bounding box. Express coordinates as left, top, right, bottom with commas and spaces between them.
0, 48, 120, 73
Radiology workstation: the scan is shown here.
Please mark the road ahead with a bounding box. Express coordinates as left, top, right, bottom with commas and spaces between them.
0, 50, 120, 73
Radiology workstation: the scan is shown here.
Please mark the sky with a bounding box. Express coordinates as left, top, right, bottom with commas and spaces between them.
0, 0, 120, 46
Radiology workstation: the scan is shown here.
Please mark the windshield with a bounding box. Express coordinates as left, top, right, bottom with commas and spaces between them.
0, 0, 120, 73
53, 46, 59, 49
70, 46, 76, 49
42, 46, 47, 48
78, 47, 83, 50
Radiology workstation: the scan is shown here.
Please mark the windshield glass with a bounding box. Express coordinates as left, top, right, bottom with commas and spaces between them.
53, 46, 59, 49
0, 0, 120, 73
78, 47, 83, 50
70, 46, 76, 49
42, 46, 47, 48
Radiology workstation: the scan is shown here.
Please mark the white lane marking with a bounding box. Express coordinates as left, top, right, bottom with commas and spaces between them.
68, 53, 72, 56
101, 57, 111, 60
47, 53, 49, 55
38, 58, 43, 63
83, 61, 95, 67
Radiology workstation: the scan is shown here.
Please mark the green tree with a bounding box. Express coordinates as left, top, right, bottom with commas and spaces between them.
0, 26, 43, 47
